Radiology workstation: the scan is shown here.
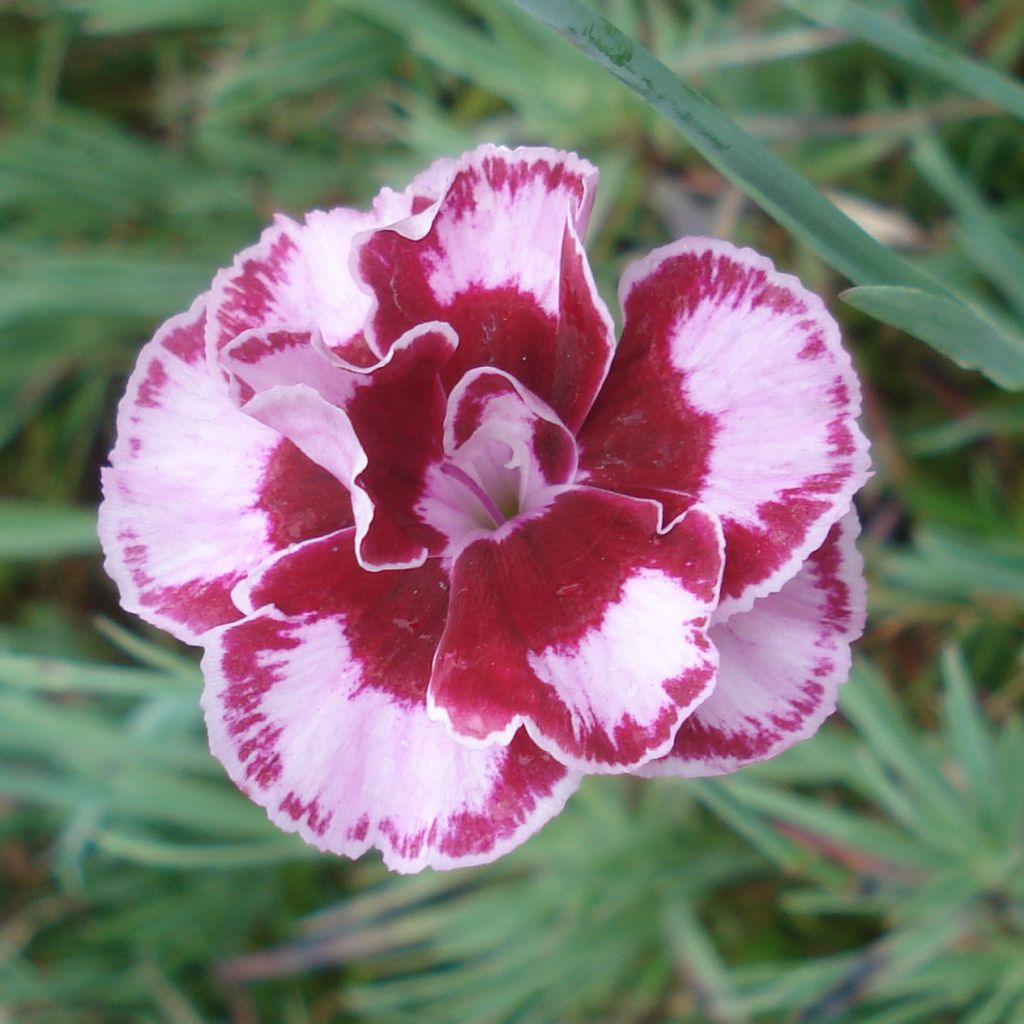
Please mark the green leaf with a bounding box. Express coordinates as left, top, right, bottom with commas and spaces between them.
875, 529, 1024, 604
663, 903, 749, 1024
505, 0, 1024, 390
92, 828, 320, 869
841, 662, 967, 830
778, 0, 1024, 122
842, 286, 1024, 389
0, 502, 99, 561
940, 647, 999, 831
506, 0, 920, 290
912, 135, 1024, 318
0, 652, 196, 696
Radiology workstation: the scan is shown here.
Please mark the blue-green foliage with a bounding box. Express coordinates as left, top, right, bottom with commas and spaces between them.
1, 1, 1022, 1020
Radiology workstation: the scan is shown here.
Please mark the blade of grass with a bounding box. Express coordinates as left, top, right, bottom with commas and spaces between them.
841, 285, 1024, 389
0, 502, 99, 561
912, 135, 1024, 318
92, 829, 319, 869
940, 647, 999, 831
0, 653, 197, 696
778, 0, 1024, 122
505, 0, 1024, 389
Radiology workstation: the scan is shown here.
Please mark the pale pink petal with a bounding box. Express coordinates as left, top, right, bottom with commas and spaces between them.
355, 145, 614, 430
429, 488, 724, 772
641, 510, 865, 777
242, 323, 458, 570
99, 296, 352, 644
220, 328, 357, 407
203, 530, 579, 873
206, 160, 455, 362
579, 238, 871, 617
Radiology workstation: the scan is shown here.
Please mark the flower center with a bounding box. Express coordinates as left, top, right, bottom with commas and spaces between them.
437, 437, 524, 532
439, 463, 508, 528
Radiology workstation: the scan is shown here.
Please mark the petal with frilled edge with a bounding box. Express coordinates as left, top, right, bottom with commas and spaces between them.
640, 510, 865, 777
219, 327, 357, 407
99, 296, 352, 644
206, 156, 456, 363
579, 238, 870, 618
429, 489, 724, 773
202, 529, 579, 873
241, 322, 457, 571
355, 145, 614, 430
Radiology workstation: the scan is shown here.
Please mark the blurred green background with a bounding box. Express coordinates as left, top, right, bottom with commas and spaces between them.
2, 0, 1024, 1021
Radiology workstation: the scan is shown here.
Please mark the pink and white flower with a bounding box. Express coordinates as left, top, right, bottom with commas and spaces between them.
99, 145, 870, 873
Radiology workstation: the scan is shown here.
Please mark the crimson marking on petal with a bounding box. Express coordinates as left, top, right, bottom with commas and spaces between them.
212, 223, 299, 350
280, 793, 333, 837
202, 535, 580, 870
239, 725, 283, 788
342, 324, 457, 569
326, 332, 378, 368
641, 510, 865, 778
121, 541, 244, 636
100, 295, 348, 645
420, 368, 580, 555
445, 368, 578, 487
135, 360, 169, 410
228, 328, 307, 366
257, 439, 353, 550
355, 145, 611, 428
429, 489, 724, 772
162, 312, 207, 365
580, 237, 870, 616
240, 529, 449, 704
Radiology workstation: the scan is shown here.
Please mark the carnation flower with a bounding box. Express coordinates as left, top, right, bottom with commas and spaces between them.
99, 145, 870, 873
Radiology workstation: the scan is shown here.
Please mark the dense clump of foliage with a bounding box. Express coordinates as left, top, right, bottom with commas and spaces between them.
2, 1, 1023, 1021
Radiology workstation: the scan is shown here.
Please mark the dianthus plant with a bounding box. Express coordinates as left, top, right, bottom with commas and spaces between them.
100, 145, 870, 873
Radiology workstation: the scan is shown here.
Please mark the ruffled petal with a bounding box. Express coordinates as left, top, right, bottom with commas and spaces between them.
206, 159, 455, 363
640, 509, 865, 777
99, 296, 352, 644
219, 328, 357, 407
579, 238, 870, 617
429, 488, 723, 772
355, 145, 614, 430
241, 323, 458, 571
203, 530, 579, 873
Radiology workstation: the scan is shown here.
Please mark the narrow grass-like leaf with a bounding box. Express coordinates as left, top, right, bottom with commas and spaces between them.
778, 0, 1024, 122
92, 618, 202, 679
841, 662, 966, 827
690, 778, 808, 872
664, 903, 750, 1024
93, 829, 319, 869
60, 0, 290, 32
506, 0, 920, 289
841, 286, 1024, 389
912, 136, 1024, 317
0, 653, 196, 697
0, 502, 99, 561
907, 402, 1024, 455
721, 777, 941, 868
995, 716, 1024, 841
0, 691, 213, 775
0, 253, 215, 327
851, 745, 973, 853
876, 529, 1024, 603
940, 647, 999, 831
505, 0, 1024, 389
